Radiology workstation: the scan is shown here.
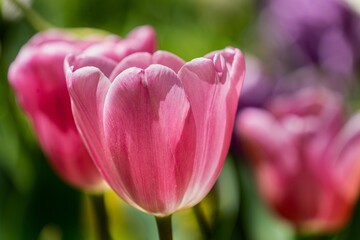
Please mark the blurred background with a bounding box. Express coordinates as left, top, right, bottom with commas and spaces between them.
1, 0, 360, 239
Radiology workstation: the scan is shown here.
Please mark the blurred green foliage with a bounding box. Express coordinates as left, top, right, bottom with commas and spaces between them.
0, 0, 359, 239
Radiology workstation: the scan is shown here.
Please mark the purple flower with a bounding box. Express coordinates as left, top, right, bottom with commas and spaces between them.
259, 0, 360, 79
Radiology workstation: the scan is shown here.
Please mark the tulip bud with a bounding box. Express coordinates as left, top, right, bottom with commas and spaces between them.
236, 87, 360, 233
65, 47, 245, 215
8, 26, 157, 191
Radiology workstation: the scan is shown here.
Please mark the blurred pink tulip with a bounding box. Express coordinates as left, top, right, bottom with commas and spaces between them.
236, 88, 360, 233
8, 26, 156, 191
65, 48, 245, 215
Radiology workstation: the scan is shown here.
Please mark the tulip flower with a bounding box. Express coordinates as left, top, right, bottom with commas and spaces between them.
259, 0, 360, 80
65, 47, 245, 216
235, 87, 360, 233
8, 26, 156, 191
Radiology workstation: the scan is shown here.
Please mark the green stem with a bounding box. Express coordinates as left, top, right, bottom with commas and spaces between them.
230, 155, 249, 240
193, 203, 212, 239
8, 0, 54, 31
155, 215, 173, 240
89, 194, 111, 240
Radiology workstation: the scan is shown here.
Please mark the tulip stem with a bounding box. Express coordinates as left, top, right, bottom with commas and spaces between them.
8, 0, 54, 31
155, 215, 173, 240
193, 204, 212, 239
231, 157, 250, 240
89, 194, 111, 240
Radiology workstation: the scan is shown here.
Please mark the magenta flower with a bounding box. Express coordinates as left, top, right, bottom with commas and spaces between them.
236, 87, 360, 232
65, 48, 245, 215
8, 26, 156, 191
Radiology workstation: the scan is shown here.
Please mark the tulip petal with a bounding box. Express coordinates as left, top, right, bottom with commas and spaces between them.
178, 49, 244, 205
236, 108, 299, 172
9, 47, 75, 131
66, 54, 117, 78
126, 25, 157, 54
66, 66, 111, 177
102, 65, 195, 215
152, 51, 185, 73
328, 112, 360, 202
9, 42, 104, 189
27, 30, 80, 47
82, 25, 156, 62
35, 114, 102, 188
236, 108, 299, 202
205, 47, 245, 93
109, 52, 152, 81
269, 88, 344, 149
109, 51, 185, 81
81, 40, 121, 61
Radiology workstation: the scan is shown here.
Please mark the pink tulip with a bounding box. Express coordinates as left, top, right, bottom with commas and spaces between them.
8, 26, 156, 191
236, 87, 360, 233
65, 48, 245, 215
